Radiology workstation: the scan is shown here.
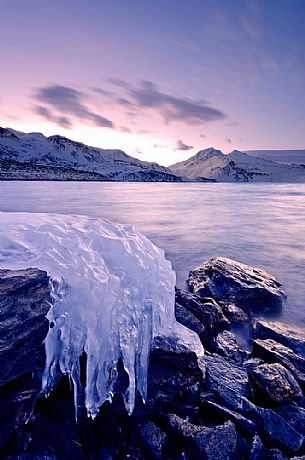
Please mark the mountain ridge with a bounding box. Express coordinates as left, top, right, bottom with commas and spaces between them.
170, 147, 305, 182
0, 127, 181, 182
1, 127, 305, 182
246, 149, 305, 164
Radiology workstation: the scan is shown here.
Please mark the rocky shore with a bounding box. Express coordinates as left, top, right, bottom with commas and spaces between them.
1, 258, 305, 459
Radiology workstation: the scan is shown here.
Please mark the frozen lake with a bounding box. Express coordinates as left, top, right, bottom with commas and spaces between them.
1, 181, 305, 327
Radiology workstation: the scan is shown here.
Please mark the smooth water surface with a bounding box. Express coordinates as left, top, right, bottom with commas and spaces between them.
1, 181, 304, 326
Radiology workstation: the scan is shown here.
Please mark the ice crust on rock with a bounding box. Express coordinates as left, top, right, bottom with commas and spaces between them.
0, 212, 203, 417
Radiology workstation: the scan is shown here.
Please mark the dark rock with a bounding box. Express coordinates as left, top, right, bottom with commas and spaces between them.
136, 420, 168, 459
188, 257, 285, 312
249, 363, 302, 404
199, 353, 252, 410
249, 434, 267, 460
125, 446, 146, 460
147, 336, 203, 409
175, 289, 229, 348
167, 414, 238, 459
175, 302, 205, 337
253, 339, 305, 371
0, 268, 51, 385
244, 358, 265, 370
253, 339, 305, 389
219, 301, 249, 323
253, 321, 305, 358
241, 397, 304, 452
236, 433, 250, 459
200, 399, 256, 435
3, 455, 59, 459
267, 448, 288, 459
276, 403, 305, 436
92, 400, 126, 459
212, 330, 250, 365
166, 403, 202, 424
0, 412, 86, 460
0, 269, 53, 457
199, 391, 217, 402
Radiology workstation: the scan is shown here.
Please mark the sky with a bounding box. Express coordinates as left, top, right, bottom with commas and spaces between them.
0, 0, 305, 166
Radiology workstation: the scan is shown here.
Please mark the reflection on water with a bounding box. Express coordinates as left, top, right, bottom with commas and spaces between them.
1, 181, 305, 327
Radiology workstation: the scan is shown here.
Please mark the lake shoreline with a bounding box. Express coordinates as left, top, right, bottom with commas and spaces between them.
1, 258, 305, 459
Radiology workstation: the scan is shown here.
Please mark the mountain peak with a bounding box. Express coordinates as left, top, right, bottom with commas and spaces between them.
0, 127, 19, 139
196, 147, 224, 158
170, 146, 305, 182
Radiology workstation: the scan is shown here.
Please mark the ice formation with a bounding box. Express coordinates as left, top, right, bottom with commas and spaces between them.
0, 212, 203, 417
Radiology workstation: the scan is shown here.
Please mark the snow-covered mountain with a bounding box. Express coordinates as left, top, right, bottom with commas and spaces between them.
170, 147, 305, 182
0, 127, 181, 182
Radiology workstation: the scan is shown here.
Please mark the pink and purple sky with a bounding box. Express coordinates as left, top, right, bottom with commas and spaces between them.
0, 0, 305, 165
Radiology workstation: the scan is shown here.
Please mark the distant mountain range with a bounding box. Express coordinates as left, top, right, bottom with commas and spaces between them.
1, 127, 305, 183
246, 149, 305, 164
0, 128, 181, 182
170, 148, 305, 182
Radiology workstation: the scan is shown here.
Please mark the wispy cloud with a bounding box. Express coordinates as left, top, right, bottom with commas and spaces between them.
175, 139, 193, 151
35, 105, 72, 129
119, 126, 131, 133
153, 143, 170, 149
34, 85, 114, 129
106, 79, 226, 125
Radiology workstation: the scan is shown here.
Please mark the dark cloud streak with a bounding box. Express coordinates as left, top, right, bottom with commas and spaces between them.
106, 79, 226, 126
175, 139, 193, 151
35, 85, 114, 128
35, 105, 71, 128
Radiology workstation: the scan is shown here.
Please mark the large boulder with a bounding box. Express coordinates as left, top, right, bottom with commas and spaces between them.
253, 338, 305, 389
199, 353, 252, 410
135, 420, 168, 459
276, 403, 305, 436
175, 289, 229, 348
200, 399, 256, 435
0, 269, 86, 460
241, 397, 304, 452
147, 336, 204, 409
166, 415, 238, 460
188, 257, 286, 312
212, 330, 250, 365
249, 363, 302, 404
254, 320, 305, 358
0, 268, 51, 443
0, 268, 51, 386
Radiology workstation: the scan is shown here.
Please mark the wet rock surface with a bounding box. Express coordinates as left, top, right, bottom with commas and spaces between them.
188, 257, 286, 313
1, 259, 305, 459
212, 330, 250, 365
219, 301, 250, 323
249, 434, 266, 460
175, 288, 229, 349
249, 363, 303, 404
254, 320, 305, 358
0, 268, 51, 386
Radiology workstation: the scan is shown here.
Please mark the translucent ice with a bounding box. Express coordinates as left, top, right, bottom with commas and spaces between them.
0, 212, 203, 417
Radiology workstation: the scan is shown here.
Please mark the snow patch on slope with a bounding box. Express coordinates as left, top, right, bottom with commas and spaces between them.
0, 212, 203, 417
